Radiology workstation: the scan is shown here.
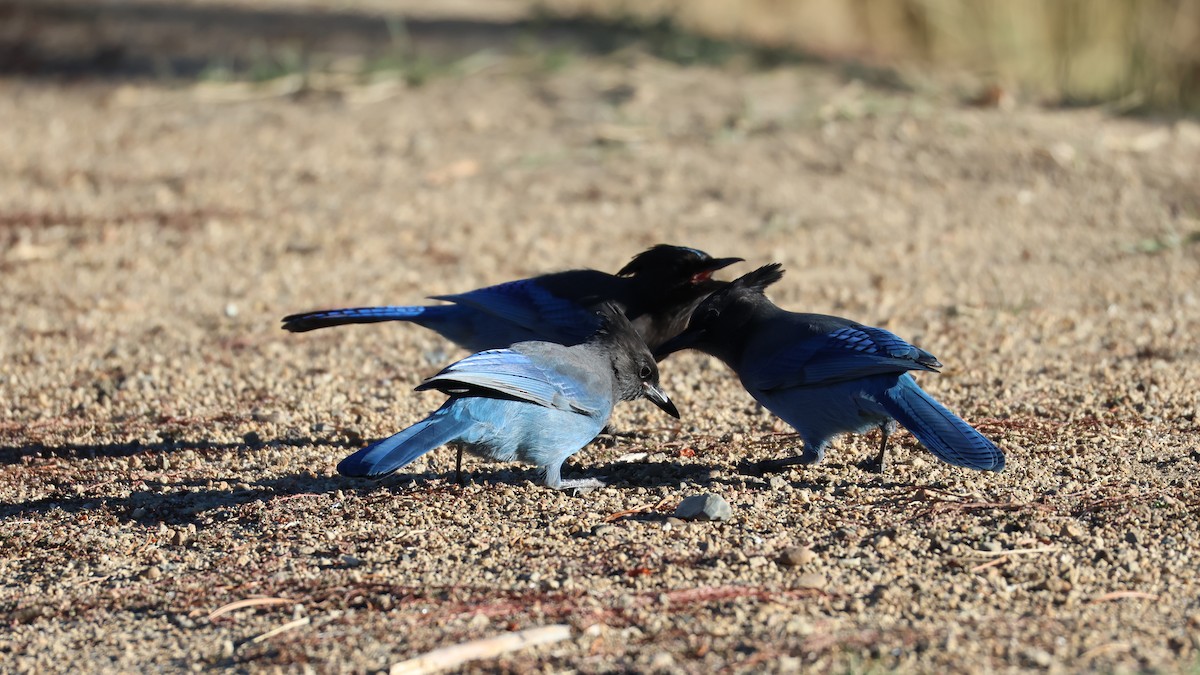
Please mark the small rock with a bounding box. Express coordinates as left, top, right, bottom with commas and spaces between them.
141, 566, 163, 580
1060, 522, 1085, 541
674, 494, 733, 522
768, 475, 789, 491
340, 555, 362, 568
171, 529, 189, 546
243, 431, 263, 447
1046, 576, 1072, 593
592, 525, 615, 537
778, 655, 802, 670
795, 573, 826, 590
130, 507, 147, 519
778, 546, 818, 568
14, 606, 44, 623
649, 651, 675, 672
251, 409, 287, 425
1023, 647, 1053, 667
170, 613, 196, 629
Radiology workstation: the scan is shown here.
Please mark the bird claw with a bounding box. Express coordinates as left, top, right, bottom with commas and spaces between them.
752, 448, 824, 474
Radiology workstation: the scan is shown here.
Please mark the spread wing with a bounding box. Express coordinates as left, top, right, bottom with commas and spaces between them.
415, 348, 605, 416
432, 276, 602, 345
744, 322, 942, 391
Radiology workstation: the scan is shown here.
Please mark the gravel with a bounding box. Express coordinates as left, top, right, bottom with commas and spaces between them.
2, 5, 1199, 672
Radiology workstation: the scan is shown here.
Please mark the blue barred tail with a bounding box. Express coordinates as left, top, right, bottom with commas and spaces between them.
336, 410, 468, 477
282, 305, 447, 333
880, 374, 1005, 471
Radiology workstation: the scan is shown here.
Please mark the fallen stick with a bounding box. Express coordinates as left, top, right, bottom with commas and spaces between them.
208, 597, 297, 620
250, 616, 311, 644
389, 624, 572, 675
1090, 590, 1158, 603
971, 546, 1058, 557
969, 556, 1008, 573
604, 496, 672, 523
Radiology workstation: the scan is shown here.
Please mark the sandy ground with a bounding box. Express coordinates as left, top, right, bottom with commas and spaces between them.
3, 5, 1200, 673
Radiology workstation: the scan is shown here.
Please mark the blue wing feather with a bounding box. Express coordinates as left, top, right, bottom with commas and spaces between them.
747, 323, 941, 391
417, 349, 604, 416
433, 279, 601, 344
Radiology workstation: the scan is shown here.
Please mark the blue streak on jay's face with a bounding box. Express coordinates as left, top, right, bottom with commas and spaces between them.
281, 244, 742, 353
336, 305, 680, 491
655, 264, 1005, 473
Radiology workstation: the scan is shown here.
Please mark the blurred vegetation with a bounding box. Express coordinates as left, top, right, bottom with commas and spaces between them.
536, 0, 1200, 112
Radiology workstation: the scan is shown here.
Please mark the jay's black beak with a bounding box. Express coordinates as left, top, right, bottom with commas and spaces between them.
642, 382, 680, 419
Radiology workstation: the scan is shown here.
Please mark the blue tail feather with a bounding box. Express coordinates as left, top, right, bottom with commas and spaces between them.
337, 410, 469, 477
880, 374, 1005, 472
282, 305, 452, 333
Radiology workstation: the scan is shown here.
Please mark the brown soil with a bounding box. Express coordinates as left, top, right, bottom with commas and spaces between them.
3, 3, 1200, 673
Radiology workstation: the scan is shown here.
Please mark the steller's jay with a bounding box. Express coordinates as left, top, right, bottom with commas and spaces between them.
655, 264, 1005, 473
282, 244, 742, 352
336, 305, 680, 490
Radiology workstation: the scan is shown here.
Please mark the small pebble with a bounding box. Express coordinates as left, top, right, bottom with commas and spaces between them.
1060, 522, 1085, 540
778, 546, 817, 568
674, 494, 733, 522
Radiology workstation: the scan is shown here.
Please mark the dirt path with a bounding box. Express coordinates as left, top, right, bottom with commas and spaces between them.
2, 8, 1200, 672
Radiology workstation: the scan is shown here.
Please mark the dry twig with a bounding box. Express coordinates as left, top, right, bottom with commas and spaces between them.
389, 624, 572, 675
208, 597, 297, 620
603, 496, 673, 522
969, 556, 1009, 573
1090, 591, 1158, 603
250, 616, 311, 644
971, 546, 1058, 557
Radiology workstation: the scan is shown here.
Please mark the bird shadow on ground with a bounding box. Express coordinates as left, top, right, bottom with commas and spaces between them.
350, 459, 721, 493
0, 472, 324, 522
0, 436, 372, 523
0, 436, 364, 466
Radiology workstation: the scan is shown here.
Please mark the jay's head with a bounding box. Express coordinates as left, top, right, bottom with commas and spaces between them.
592, 304, 680, 418
617, 244, 742, 290
653, 263, 785, 360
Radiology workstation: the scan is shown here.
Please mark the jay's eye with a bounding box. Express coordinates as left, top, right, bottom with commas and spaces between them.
639, 365, 652, 380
